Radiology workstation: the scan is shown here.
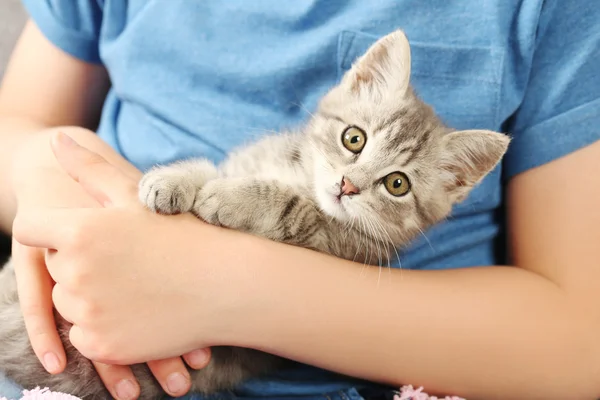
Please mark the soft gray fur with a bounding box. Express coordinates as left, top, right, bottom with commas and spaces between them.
0, 30, 510, 399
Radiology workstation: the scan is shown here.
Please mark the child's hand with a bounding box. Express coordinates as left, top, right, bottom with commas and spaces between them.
11, 130, 213, 399
10, 128, 108, 379
14, 200, 223, 364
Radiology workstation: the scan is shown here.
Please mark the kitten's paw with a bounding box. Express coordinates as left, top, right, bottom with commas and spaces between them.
139, 169, 197, 215
193, 179, 244, 228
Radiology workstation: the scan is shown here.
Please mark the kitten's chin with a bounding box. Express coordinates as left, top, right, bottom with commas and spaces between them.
315, 188, 352, 222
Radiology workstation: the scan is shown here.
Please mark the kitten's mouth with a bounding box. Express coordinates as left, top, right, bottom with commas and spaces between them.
332, 193, 347, 211
324, 189, 343, 208
314, 182, 352, 221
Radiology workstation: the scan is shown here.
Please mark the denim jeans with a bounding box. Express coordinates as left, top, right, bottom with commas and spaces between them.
0, 372, 24, 399
0, 371, 372, 400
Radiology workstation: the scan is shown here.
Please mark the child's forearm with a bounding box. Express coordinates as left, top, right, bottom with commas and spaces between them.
230, 239, 600, 400
0, 116, 48, 232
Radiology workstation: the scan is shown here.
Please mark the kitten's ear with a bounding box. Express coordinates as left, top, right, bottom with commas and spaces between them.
440, 130, 510, 203
340, 29, 411, 98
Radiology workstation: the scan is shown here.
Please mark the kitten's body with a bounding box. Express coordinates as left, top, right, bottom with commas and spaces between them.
0, 30, 509, 399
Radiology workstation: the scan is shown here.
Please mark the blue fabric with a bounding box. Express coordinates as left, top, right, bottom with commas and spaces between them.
10, 0, 600, 399
0, 371, 25, 399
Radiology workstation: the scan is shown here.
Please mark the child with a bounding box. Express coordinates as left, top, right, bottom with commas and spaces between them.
0, 1, 599, 399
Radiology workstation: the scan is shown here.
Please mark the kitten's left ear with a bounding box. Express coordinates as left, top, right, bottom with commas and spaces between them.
340, 29, 411, 98
440, 130, 511, 203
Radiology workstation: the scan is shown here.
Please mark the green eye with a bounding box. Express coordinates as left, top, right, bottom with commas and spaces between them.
383, 172, 411, 197
341, 126, 367, 154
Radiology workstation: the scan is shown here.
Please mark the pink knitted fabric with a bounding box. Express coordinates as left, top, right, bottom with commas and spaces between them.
395, 385, 464, 400
1, 385, 464, 400
0, 387, 81, 400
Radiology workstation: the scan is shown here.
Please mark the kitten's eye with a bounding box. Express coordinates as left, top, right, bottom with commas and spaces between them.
383, 172, 411, 197
341, 126, 367, 154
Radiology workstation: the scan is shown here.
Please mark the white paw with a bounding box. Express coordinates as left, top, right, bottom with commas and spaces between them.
192, 180, 243, 227
139, 169, 197, 215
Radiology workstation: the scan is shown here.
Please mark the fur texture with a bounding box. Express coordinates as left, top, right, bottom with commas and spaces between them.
0, 30, 510, 399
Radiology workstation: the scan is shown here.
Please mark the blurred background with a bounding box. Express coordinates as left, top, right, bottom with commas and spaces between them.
1, 0, 26, 76
0, 0, 26, 261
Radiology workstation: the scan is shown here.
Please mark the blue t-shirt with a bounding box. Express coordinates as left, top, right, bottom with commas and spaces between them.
17, 1, 600, 399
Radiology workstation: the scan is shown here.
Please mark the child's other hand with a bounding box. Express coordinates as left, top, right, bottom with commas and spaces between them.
11, 130, 213, 399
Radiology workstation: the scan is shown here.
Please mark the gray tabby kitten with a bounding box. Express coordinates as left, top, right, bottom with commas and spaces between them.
0, 30, 509, 399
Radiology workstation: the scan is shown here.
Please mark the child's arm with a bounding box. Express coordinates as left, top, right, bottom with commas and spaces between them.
228, 141, 600, 400
0, 20, 110, 232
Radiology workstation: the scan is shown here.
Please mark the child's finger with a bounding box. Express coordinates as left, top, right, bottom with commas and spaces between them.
147, 357, 192, 397
11, 241, 66, 375
93, 362, 140, 400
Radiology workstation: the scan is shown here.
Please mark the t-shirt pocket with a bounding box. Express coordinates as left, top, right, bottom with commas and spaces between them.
337, 30, 506, 215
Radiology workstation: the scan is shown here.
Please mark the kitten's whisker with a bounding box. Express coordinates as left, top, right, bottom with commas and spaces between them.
370, 215, 401, 281
347, 216, 357, 241
292, 102, 317, 120
363, 216, 388, 287
220, 123, 282, 139
353, 216, 364, 264
354, 203, 389, 263
354, 216, 368, 277
360, 216, 372, 273
361, 217, 374, 274
352, 209, 383, 279
374, 222, 392, 274
342, 221, 350, 240
364, 216, 383, 267
416, 225, 434, 251
371, 217, 396, 279
373, 216, 400, 265
326, 212, 337, 226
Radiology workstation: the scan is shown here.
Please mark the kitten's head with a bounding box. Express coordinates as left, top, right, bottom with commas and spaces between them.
307, 30, 510, 246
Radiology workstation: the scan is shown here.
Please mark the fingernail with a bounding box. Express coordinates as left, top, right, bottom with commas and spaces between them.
43, 352, 60, 373
187, 349, 209, 368
55, 131, 78, 147
115, 379, 137, 400
166, 372, 189, 395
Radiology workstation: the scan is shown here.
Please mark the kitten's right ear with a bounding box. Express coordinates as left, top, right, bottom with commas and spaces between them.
440, 130, 511, 203
340, 29, 411, 98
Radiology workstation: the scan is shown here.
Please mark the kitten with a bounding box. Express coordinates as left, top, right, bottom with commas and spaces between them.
0, 30, 509, 399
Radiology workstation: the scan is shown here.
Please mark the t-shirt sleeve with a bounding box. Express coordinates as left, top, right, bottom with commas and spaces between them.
503, 0, 600, 179
21, 0, 103, 63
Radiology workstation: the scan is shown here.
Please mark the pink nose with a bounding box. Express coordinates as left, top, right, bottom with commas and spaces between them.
340, 177, 360, 196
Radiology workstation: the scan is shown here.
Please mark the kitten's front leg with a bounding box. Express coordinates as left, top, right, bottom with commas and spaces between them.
193, 178, 329, 250
139, 159, 219, 215
194, 178, 387, 264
